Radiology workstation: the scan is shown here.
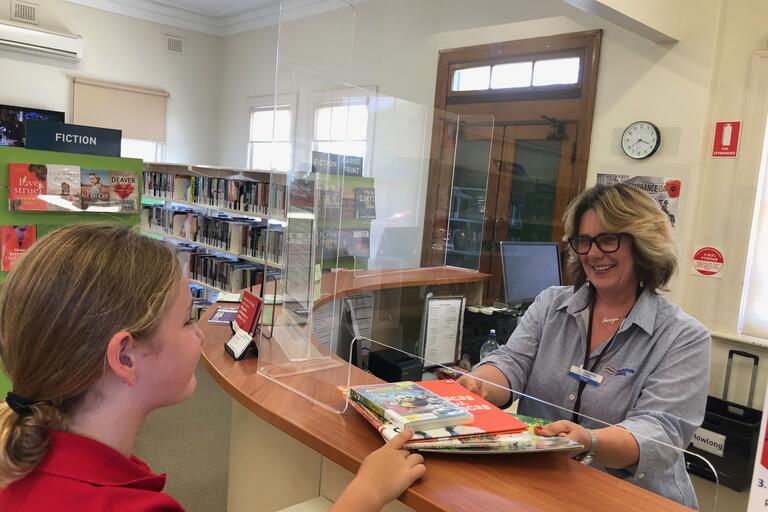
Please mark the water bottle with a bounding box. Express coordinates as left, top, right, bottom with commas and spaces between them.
479, 329, 499, 360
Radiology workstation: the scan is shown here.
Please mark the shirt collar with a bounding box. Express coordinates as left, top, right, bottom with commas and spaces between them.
36, 430, 167, 491
557, 284, 658, 335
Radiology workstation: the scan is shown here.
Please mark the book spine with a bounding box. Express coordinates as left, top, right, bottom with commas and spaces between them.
349, 388, 388, 419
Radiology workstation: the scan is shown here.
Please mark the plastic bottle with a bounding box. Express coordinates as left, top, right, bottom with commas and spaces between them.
479, 329, 499, 360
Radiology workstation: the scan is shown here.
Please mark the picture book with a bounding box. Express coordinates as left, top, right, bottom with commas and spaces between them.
110, 171, 138, 212
345, 388, 582, 453
1, 225, 36, 271
9, 163, 47, 211
80, 169, 112, 210
46, 164, 81, 211
348, 381, 474, 431
354, 187, 376, 219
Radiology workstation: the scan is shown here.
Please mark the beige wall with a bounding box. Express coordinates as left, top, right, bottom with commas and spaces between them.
0, 0, 221, 164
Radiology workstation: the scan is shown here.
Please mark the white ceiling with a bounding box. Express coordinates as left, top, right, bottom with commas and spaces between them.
62, 0, 349, 36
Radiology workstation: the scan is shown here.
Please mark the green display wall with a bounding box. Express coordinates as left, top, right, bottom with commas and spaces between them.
0, 146, 142, 398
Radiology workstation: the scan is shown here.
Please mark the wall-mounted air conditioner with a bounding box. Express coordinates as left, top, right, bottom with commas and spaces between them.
0, 20, 82, 62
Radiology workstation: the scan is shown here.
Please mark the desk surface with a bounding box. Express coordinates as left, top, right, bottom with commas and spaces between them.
200, 268, 690, 512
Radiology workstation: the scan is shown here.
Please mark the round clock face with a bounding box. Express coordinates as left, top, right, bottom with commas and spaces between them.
621, 121, 661, 159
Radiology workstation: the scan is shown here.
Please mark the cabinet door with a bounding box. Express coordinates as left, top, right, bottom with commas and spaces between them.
485, 123, 577, 303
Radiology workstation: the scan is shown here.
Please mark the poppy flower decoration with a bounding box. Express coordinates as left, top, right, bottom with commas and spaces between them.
665, 179, 681, 199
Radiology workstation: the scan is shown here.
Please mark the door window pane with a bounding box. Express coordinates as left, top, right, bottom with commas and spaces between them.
452, 66, 491, 91
491, 61, 533, 89
532, 57, 580, 86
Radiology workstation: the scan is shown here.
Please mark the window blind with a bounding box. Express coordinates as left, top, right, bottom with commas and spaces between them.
72, 77, 169, 142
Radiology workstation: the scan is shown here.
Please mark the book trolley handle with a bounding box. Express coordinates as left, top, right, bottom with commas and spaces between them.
723, 349, 759, 409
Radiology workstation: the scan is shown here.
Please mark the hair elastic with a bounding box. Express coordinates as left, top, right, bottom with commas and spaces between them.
5, 392, 35, 417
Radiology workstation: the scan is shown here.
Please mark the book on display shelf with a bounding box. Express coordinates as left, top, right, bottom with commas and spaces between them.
354, 187, 376, 219
1, 224, 36, 271
348, 381, 474, 432
80, 169, 112, 210
109, 172, 138, 212
9, 163, 48, 211
46, 164, 81, 211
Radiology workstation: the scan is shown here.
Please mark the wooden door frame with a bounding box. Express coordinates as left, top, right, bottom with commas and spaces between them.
421, 30, 602, 268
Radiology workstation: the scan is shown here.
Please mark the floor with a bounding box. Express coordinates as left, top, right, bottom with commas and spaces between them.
693, 475, 750, 512
134, 362, 231, 512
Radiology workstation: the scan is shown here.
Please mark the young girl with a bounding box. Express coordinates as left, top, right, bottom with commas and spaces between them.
0, 223, 425, 511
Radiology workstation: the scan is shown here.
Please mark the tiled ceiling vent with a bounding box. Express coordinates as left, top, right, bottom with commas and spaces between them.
11, 0, 38, 25
166, 35, 185, 55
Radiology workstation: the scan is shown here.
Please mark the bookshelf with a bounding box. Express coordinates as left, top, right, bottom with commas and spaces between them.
140, 162, 287, 306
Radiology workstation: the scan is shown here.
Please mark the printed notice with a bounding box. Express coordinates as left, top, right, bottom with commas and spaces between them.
423, 297, 465, 367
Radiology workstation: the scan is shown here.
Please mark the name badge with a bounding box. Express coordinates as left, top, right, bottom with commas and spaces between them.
569, 365, 604, 386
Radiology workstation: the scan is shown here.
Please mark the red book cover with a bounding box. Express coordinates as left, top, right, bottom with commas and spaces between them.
235, 290, 262, 333
417, 380, 528, 435
1, 225, 37, 271
9, 163, 48, 211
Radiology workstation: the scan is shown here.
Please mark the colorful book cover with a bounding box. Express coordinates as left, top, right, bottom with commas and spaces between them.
46, 164, 81, 211
346, 389, 582, 453
9, 163, 47, 211
81, 169, 112, 210
110, 171, 138, 212
1, 225, 37, 271
348, 381, 474, 431
354, 187, 376, 219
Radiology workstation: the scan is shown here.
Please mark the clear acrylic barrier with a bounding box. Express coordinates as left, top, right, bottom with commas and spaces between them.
255, 0, 731, 508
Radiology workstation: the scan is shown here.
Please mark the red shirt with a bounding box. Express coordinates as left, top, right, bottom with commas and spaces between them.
0, 430, 185, 511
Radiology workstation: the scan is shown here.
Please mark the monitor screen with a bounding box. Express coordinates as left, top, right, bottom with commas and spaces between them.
500, 241, 562, 304
0, 104, 65, 147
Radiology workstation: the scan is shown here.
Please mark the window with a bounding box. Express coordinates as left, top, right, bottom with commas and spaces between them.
313, 98, 369, 159
121, 138, 165, 162
248, 105, 293, 171
740, 119, 768, 339
451, 55, 582, 92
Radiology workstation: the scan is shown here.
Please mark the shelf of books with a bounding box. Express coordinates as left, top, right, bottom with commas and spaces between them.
140, 162, 287, 314
0, 145, 143, 397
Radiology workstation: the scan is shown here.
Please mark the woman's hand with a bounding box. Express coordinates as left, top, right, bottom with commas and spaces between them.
534, 420, 591, 453
333, 429, 426, 511
456, 365, 512, 406
456, 372, 491, 400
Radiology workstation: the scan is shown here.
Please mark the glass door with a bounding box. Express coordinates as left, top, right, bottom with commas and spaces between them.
486, 123, 577, 302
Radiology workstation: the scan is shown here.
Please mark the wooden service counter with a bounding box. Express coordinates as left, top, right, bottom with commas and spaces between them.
200, 267, 689, 512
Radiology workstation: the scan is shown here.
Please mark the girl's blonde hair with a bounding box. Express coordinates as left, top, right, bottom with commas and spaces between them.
562, 183, 677, 292
0, 222, 181, 485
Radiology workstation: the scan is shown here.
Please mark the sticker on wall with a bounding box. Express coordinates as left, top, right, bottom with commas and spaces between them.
691, 246, 724, 278
597, 174, 681, 227
712, 121, 741, 158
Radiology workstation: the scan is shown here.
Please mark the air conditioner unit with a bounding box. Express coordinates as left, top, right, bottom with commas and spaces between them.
0, 20, 82, 61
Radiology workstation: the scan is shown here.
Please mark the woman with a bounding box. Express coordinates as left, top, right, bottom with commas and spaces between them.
459, 183, 710, 509
0, 223, 425, 510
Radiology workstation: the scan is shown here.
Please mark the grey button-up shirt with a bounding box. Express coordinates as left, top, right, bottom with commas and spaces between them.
481, 285, 710, 509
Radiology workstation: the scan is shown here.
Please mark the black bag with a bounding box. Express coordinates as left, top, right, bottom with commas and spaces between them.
685, 350, 762, 491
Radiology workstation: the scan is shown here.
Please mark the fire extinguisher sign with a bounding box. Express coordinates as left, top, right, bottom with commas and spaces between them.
712, 121, 741, 157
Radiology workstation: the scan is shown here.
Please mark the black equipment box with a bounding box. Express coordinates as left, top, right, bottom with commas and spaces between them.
369, 348, 424, 383
685, 350, 762, 491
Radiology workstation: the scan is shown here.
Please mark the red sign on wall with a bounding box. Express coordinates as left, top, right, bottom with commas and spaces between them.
712, 121, 741, 157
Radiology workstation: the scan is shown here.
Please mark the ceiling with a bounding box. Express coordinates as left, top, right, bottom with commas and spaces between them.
62, 0, 347, 36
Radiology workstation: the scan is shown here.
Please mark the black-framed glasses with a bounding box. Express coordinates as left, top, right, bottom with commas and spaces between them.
568, 233, 628, 255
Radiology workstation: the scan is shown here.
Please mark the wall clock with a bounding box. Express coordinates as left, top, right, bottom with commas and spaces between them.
621, 121, 661, 159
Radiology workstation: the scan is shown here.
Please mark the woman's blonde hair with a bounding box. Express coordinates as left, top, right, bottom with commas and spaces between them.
562, 183, 677, 292
0, 222, 181, 485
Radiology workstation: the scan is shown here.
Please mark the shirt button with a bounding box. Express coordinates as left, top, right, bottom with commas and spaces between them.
638, 473, 645, 479
569, 393, 576, 400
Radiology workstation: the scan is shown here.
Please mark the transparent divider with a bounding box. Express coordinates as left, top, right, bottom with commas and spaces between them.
255, 0, 730, 508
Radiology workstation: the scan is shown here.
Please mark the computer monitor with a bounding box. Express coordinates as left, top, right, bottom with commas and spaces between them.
500, 241, 562, 305
0, 104, 65, 147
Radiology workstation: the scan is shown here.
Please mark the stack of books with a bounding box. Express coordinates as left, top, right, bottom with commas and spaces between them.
346, 380, 583, 454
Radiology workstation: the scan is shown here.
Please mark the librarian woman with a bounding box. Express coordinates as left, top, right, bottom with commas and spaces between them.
458, 183, 710, 509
